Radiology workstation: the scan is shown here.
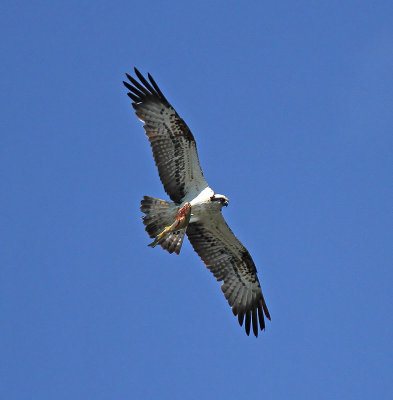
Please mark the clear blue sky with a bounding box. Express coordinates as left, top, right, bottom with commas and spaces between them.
2, 1, 392, 399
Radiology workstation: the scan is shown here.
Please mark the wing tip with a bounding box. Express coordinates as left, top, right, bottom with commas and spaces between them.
123, 67, 170, 106
262, 297, 271, 321
245, 311, 251, 336
252, 308, 259, 337
234, 298, 270, 337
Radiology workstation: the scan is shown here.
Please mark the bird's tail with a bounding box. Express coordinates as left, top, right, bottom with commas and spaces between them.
140, 196, 189, 255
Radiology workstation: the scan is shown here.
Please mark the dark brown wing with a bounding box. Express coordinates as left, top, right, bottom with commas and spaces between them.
123, 68, 208, 203
186, 213, 270, 337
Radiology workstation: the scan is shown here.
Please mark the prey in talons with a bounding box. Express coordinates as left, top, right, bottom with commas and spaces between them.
148, 202, 192, 248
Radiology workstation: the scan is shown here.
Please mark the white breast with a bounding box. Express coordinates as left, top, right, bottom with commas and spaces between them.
188, 187, 215, 223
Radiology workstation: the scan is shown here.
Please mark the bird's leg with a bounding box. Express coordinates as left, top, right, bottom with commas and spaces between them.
148, 202, 192, 248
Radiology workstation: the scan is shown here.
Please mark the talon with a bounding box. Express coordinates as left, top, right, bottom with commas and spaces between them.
157, 226, 171, 238
148, 226, 170, 247
148, 203, 192, 249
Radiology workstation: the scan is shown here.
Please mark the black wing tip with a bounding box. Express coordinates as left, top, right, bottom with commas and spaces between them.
123, 67, 169, 106
245, 311, 251, 336
261, 296, 271, 321
252, 308, 259, 337
126, 92, 140, 102
236, 301, 270, 337
238, 312, 244, 326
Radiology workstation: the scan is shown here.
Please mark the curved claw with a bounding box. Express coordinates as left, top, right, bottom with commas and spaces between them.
148, 226, 171, 247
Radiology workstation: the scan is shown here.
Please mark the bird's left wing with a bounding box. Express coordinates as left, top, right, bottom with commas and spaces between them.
123, 68, 209, 204
186, 214, 271, 337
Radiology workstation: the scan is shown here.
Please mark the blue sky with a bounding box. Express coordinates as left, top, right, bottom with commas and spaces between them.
2, 1, 392, 399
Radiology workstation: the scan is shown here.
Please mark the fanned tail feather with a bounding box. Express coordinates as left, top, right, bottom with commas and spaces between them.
140, 196, 186, 254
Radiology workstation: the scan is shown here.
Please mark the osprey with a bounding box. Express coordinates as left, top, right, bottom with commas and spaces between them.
123, 69, 271, 337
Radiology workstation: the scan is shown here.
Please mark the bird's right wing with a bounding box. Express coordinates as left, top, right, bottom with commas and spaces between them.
123, 69, 209, 204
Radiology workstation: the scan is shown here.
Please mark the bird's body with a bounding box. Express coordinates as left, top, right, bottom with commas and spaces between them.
189, 187, 222, 221
123, 69, 270, 337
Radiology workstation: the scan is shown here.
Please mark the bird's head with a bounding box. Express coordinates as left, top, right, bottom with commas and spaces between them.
211, 194, 229, 208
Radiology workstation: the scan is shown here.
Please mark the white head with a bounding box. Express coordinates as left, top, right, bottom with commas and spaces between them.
211, 193, 229, 208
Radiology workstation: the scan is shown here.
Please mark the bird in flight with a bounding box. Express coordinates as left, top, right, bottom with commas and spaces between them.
123, 68, 270, 337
